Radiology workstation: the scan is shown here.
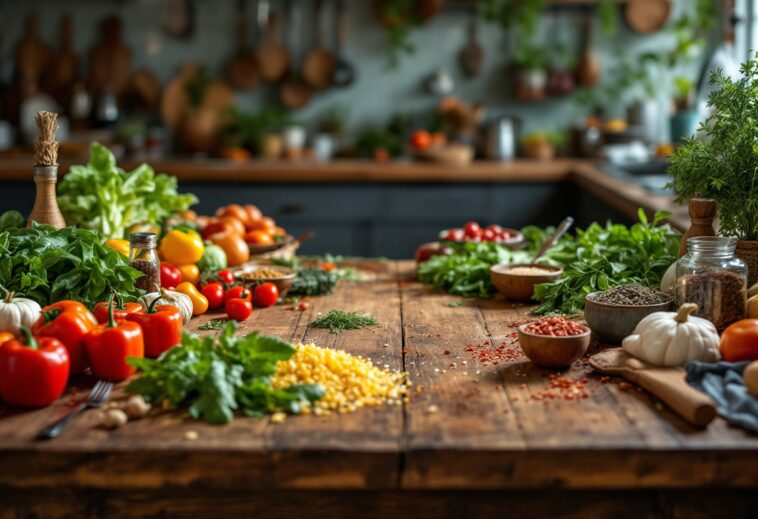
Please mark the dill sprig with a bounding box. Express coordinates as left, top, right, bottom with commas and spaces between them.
310, 310, 378, 334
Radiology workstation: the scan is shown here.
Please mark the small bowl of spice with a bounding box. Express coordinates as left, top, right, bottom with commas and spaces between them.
584, 284, 674, 344
518, 316, 591, 369
490, 263, 563, 302
234, 265, 297, 296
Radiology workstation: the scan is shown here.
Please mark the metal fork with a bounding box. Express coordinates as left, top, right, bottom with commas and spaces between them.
37, 381, 114, 440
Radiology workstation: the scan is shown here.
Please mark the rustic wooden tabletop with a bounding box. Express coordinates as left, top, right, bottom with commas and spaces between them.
1, 260, 756, 518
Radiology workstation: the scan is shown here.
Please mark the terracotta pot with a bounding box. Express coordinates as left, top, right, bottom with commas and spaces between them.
736, 240, 758, 286
178, 107, 219, 153
515, 68, 547, 101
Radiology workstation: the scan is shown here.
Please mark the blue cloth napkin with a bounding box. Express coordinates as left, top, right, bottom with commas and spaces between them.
685, 361, 758, 433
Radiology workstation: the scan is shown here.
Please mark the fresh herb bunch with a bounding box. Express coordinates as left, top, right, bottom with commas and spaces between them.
668, 54, 758, 240
273, 258, 339, 296
198, 319, 229, 331
533, 210, 680, 315
57, 143, 197, 241
127, 322, 324, 424
0, 211, 23, 232
0, 223, 142, 306
310, 310, 379, 334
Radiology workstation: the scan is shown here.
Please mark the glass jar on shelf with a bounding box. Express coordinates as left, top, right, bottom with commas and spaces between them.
129, 232, 160, 293
675, 236, 747, 330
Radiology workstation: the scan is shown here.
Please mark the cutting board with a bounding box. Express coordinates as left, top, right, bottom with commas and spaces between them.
590, 348, 717, 427
15, 14, 52, 89
88, 16, 133, 95
44, 16, 79, 105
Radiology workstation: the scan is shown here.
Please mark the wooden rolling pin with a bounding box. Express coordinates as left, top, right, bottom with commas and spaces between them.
589, 348, 717, 427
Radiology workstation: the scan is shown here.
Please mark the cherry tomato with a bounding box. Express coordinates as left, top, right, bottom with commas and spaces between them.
720, 319, 758, 362
216, 269, 236, 285
482, 229, 497, 242
410, 130, 432, 151
160, 262, 182, 289
224, 285, 252, 304
487, 224, 504, 235
443, 228, 464, 241
201, 282, 225, 310
225, 298, 253, 322
463, 221, 481, 238
253, 283, 279, 308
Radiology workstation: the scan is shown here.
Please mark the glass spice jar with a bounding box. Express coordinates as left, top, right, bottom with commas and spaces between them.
129, 232, 160, 293
675, 236, 747, 330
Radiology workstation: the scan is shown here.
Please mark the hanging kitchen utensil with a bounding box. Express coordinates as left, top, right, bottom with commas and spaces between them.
332, 0, 355, 88
227, 0, 261, 91
255, 8, 289, 83
161, 0, 195, 39
459, 11, 483, 78
530, 217, 573, 264
576, 13, 599, 87
44, 16, 78, 106
280, 0, 313, 110
302, 0, 336, 89
624, 0, 671, 34
88, 16, 133, 96
15, 14, 53, 92
125, 69, 162, 111
589, 348, 717, 428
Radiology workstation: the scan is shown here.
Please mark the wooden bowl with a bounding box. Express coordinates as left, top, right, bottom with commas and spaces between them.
233, 264, 297, 296
490, 263, 563, 302
248, 235, 297, 255
584, 291, 674, 344
517, 324, 591, 369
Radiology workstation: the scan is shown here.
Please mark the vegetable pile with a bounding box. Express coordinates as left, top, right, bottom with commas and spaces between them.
0, 223, 142, 307
57, 143, 197, 241
127, 322, 324, 424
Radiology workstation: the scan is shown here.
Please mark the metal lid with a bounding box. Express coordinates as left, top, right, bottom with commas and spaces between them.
129, 232, 158, 248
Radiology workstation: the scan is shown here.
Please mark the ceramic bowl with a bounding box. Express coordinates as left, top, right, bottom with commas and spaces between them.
517, 323, 591, 369
233, 265, 297, 296
583, 291, 674, 345
490, 263, 563, 302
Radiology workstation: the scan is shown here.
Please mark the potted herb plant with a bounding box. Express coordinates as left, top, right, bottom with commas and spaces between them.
670, 76, 699, 143
668, 54, 758, 283
513, 43, 548, 101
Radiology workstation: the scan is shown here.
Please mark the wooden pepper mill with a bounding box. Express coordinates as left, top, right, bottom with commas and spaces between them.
28, 111, 66, 229
679, 198, 716, 257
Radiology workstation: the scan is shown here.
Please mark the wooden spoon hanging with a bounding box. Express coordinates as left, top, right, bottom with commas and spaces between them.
302, 0, 336, 89
255, 9, 289, 83
43, 16, 78, 106
576, 13, 599, 87
280, 0, 313, 110
227, 0, 261, 91
459, 11, 483, 78
15, 14, 53, 92
88, 16, 133, 95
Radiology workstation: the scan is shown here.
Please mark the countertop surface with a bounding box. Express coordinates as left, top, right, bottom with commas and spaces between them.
1, 260, 755, 498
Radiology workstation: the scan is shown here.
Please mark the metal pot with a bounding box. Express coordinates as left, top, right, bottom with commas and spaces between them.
480, 116, 519, 161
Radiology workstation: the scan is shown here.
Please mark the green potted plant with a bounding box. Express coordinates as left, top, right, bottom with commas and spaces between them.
513, 42, 548, 101
670, 76, 699, 142
668, 54, 758, 283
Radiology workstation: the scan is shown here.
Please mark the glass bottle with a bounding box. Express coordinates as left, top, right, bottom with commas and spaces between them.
129, 232, 160, 293
675, 236, 747, 330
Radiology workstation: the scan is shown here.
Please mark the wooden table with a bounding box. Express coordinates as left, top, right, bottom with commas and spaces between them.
1, 261, 756, 518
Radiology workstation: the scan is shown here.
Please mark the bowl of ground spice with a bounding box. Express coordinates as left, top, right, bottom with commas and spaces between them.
490, 263, 563, 302
584, 284, 674, 344
518, 316, 591, 368
235, 265, 297, 296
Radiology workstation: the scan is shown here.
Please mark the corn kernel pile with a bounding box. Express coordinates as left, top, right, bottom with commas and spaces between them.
272, 343, 408, 416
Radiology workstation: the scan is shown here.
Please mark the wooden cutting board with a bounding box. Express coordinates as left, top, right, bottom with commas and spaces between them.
590, 348, 717, 427
15, 14, 52, 89
44, 16, 79, 105
88, 16, 132, 95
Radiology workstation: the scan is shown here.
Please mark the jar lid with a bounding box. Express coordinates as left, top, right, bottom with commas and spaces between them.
129, 232, 157, 248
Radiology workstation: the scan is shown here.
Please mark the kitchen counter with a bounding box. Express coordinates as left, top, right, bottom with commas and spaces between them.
1, 261, 756, 517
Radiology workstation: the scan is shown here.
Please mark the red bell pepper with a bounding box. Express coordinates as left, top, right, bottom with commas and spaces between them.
32, 301, 98, 375
127, 297, 183, 358
160, 262, 182, 289
93, 294, 144, 324
85, 294, 144, 382
0, 327, 70, 407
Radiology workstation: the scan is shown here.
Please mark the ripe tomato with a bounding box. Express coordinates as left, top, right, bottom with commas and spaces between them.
224, 285, 252, 304
225, 298, 253, 322
244, 205, 263, 227
207, 231, 250, 267
218, 216, 246, 236
216, 204, 251, 227
443, 228, 464, 241
247, 217, 276, 233
215, 269, 236, 285
482, 229, 497, 242
487, 224, 504, 235
245, 230, 274, 245
253, 283, 279, 308
160, 262, 182, 289
201, 282, 225, 310
720, 319, 758, 362
410, 130, 432, 151
201, 220, 239, 240
463, 221, 481, 237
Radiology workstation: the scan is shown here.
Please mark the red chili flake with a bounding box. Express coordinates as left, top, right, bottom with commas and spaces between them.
443, 350, 451, 355
523, 316, 587, 337
618, 382, 631, 392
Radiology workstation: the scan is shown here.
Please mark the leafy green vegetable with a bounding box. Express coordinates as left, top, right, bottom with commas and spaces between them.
669, 54, 758, 240
0, 211, 24, 232
198, 319, 229, 331
0, 223, 142, 306
310, 310, 379, 334
533, 210, 680, 315
197, 242, 227, 273
57, 143, 197, 241
127, 322, 324, 424
273, 258, 339, 296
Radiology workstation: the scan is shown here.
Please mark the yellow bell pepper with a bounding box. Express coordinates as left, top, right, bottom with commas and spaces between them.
105, 239, 130, 256
128, 223, 161, 236
160, 229, 205, 265
176, 282, 208, 316
177, 264, 200, 286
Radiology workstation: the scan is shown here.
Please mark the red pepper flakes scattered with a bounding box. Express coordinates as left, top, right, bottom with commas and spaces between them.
526, 374, 591, 403
464, 340, 525, 365
523, 316, 587, 337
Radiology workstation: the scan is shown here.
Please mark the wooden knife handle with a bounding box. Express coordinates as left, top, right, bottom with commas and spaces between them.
632, 369, 717, 427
